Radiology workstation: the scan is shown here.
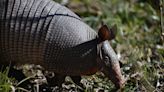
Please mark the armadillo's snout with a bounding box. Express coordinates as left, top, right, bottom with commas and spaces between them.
98, 25, 125, 88
100, 41, 125, 89
102, 62, 125, 89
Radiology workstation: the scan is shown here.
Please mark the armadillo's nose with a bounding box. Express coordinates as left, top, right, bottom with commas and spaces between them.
103, 61, 125, 89
110, 63, 125, 88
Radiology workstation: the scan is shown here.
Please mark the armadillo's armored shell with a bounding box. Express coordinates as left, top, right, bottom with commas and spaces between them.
0, 0, 98, 75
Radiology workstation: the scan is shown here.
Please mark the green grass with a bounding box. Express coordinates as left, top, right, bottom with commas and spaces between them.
0, 67, 32, 92
0, 67, 13, 92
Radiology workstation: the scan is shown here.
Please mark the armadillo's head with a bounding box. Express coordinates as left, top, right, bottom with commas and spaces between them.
97, 25, 125, 89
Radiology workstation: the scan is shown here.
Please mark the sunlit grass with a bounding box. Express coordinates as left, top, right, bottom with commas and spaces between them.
0, 67, 13, 92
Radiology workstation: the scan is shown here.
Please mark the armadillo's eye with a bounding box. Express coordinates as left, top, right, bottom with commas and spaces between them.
103, 56, 111, 66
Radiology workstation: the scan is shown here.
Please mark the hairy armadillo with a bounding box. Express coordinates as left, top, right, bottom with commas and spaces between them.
0, 0, 125, 88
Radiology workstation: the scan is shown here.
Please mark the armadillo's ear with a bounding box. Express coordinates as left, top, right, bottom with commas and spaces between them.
98, 25, 117, 42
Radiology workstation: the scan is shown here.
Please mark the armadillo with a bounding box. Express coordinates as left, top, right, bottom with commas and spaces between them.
0, 0, 125, 88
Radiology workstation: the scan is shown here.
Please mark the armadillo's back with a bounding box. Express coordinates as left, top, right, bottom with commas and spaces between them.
0, 0, 98, 75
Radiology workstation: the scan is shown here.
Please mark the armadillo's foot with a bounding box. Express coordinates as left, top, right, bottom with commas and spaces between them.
45, 72, 66, 87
